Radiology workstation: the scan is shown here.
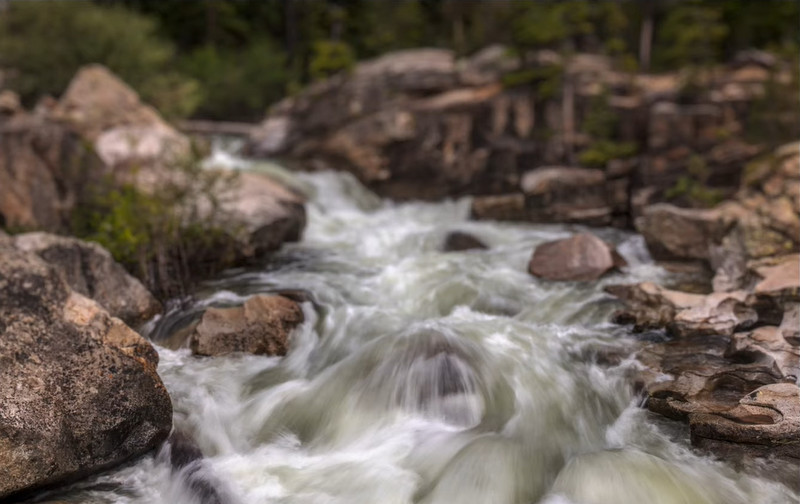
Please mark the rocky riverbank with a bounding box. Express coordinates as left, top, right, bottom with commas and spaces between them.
0, 47, 798, 499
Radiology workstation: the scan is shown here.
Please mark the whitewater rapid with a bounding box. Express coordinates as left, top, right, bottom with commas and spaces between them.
31, 163, 799, 504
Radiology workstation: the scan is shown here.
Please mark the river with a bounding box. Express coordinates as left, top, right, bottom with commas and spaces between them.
30, 150, 799, 504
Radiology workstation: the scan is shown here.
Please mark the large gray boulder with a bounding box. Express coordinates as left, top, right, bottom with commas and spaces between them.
13, 232, 161, 326
0, 243, 172, 500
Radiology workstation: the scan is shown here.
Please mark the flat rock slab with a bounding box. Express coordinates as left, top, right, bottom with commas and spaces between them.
190, 294, 304, 357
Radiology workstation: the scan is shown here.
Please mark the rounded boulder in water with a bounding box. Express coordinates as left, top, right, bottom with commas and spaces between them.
550, 450, 718, 504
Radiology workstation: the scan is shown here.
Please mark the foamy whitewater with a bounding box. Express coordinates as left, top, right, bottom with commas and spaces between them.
32, 148, 799, 504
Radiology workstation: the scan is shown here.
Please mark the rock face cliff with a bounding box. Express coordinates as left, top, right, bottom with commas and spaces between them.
247, 47, 791, 228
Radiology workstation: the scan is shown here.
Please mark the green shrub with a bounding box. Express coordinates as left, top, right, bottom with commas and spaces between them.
664, 155, 724, 208
309, 40, 356, 81
181, 39, 287, 120
501, 65, 563, 99
578, 140, 637, 168
0, 0, 196, 115
71, 145, 243, 298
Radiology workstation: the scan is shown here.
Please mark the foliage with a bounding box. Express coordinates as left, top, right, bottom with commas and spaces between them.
578, 141, 638, 168
181, 39, 287, 120
0, 1, 190, 110
501, 65, 563, 100
71, 145, 242, 298
664, 155, 725, 207
654, 2, 729, 70
309, 40, 356, 81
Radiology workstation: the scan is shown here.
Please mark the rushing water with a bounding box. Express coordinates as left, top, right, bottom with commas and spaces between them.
31, 156, 798, 504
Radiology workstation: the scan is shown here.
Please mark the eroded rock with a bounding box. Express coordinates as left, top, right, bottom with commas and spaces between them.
0, 243, 172, 500
189, 295, 304, 357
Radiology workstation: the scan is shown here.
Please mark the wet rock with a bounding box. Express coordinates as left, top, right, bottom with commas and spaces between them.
167, 431, 228, 504
726, 326, 800, 380
470, 194, 527, 221
607, 282, 756, 336
690, 383, 800, 460
529, 233, 620, 282
443, 231, 488, 252
0, 243, 172, 500
13, 232, 161, 326
189, 294, 304, 357
211, 171, 306, 256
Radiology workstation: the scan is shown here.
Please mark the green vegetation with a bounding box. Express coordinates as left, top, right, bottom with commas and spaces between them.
664, 155, 725, 207
501, 65, 563, 99
1, 0, 797, 120
578, 90, 638, 168
71, 146, 242, 298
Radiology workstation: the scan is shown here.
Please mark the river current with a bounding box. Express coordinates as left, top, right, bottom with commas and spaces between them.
31, 150, 799, 504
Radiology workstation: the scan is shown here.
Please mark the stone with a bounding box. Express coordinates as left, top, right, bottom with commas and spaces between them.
189, 294, 304, 357
53, 64, 188, 168
12, 232, 161, 326
520, 167, 610, 225
215, 172, 306, 256
635, 204, 727, 261
442, 231, 488, 252
470, 194, 527, 221
529, 233, 618, 282
726, 326, 800, 380
690, 383, 800, 460
0, 90, 22, 116
607, 282, 756, 337
0, 243, 172, 500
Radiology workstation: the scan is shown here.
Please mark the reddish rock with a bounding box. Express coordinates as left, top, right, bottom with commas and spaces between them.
529, 233, 620, 282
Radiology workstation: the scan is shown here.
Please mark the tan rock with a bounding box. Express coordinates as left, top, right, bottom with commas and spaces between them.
190, 294, 304, 357
0, 243, 171, 499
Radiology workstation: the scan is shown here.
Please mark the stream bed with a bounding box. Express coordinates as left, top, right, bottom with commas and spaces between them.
31, 164, 799, 504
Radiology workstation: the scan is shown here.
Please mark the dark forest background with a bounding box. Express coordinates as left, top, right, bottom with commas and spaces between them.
0, 0, 797, 120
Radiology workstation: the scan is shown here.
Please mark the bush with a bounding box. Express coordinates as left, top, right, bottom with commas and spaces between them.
71, 145, 243, 298
0, 0, 196, 115
181, 39, 287, 120
309, 40, 356, 81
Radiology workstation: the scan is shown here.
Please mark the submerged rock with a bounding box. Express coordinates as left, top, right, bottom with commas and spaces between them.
0, 243, 172, 500
13, 232, 161, 326
442, 231, 488, 252
529, 233, 622, 281
189, 294, 304, 357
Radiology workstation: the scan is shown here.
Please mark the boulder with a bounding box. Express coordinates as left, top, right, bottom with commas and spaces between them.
0, 90, 22, 117
727, 326, 800, 380
0, 115, 99, 231
442, 231, 488, 252
0, 243, 172, 500
607, 282, 756, 337
215, 172, 306, 256
189, 295, 304, 357
52, 64, 188, 168
635, 204, 727, 261
12, 232, 161, 326
529, 233, 621, 282
520, 167, 610, 225
690, 383, 800, 460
